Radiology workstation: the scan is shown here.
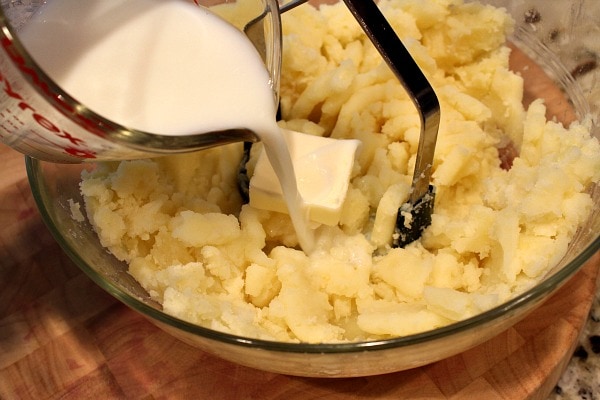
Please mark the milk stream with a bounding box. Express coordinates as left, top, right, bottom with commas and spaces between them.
20, 0, 315, 252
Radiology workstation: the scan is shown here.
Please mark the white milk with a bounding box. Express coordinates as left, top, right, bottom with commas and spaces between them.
20, 0, 315, 251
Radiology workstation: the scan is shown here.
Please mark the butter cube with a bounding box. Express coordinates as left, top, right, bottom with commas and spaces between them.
249, 129, 360, 226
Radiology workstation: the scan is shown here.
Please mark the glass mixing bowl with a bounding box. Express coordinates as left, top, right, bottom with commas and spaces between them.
26, 0, 599, 377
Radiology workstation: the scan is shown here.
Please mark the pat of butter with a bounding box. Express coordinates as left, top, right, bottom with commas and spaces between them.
249, 129, 360, 226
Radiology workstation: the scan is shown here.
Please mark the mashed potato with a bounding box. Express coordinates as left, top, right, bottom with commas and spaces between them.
80, 0, 600, 343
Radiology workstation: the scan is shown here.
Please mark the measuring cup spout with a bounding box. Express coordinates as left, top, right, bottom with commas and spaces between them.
0, 0, 283, 163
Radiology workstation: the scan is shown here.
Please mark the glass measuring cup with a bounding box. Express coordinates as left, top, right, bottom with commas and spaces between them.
0, 0, 282, 163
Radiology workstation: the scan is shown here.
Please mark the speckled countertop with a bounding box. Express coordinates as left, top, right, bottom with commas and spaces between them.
551, 290, 600, 399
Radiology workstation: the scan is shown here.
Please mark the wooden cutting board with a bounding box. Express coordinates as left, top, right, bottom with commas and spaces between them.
0, 143, 599, 399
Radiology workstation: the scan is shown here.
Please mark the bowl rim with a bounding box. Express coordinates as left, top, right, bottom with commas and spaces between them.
25, 156, 600, 354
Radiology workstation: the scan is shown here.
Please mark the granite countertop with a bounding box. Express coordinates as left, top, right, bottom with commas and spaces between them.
552, 289, 600, 399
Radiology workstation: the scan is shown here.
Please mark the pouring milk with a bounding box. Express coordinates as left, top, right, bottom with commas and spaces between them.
19, 0, 317, 251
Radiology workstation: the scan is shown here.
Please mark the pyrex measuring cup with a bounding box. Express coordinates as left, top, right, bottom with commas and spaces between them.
0, 0, 281, 163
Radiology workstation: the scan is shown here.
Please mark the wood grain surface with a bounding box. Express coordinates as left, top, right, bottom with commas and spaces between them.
0, 142, 599, 399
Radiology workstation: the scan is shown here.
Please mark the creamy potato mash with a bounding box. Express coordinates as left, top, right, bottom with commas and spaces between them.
80, 0, 600, 343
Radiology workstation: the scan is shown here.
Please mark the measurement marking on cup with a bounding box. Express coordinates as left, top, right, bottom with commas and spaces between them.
0, 66, 97, 158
